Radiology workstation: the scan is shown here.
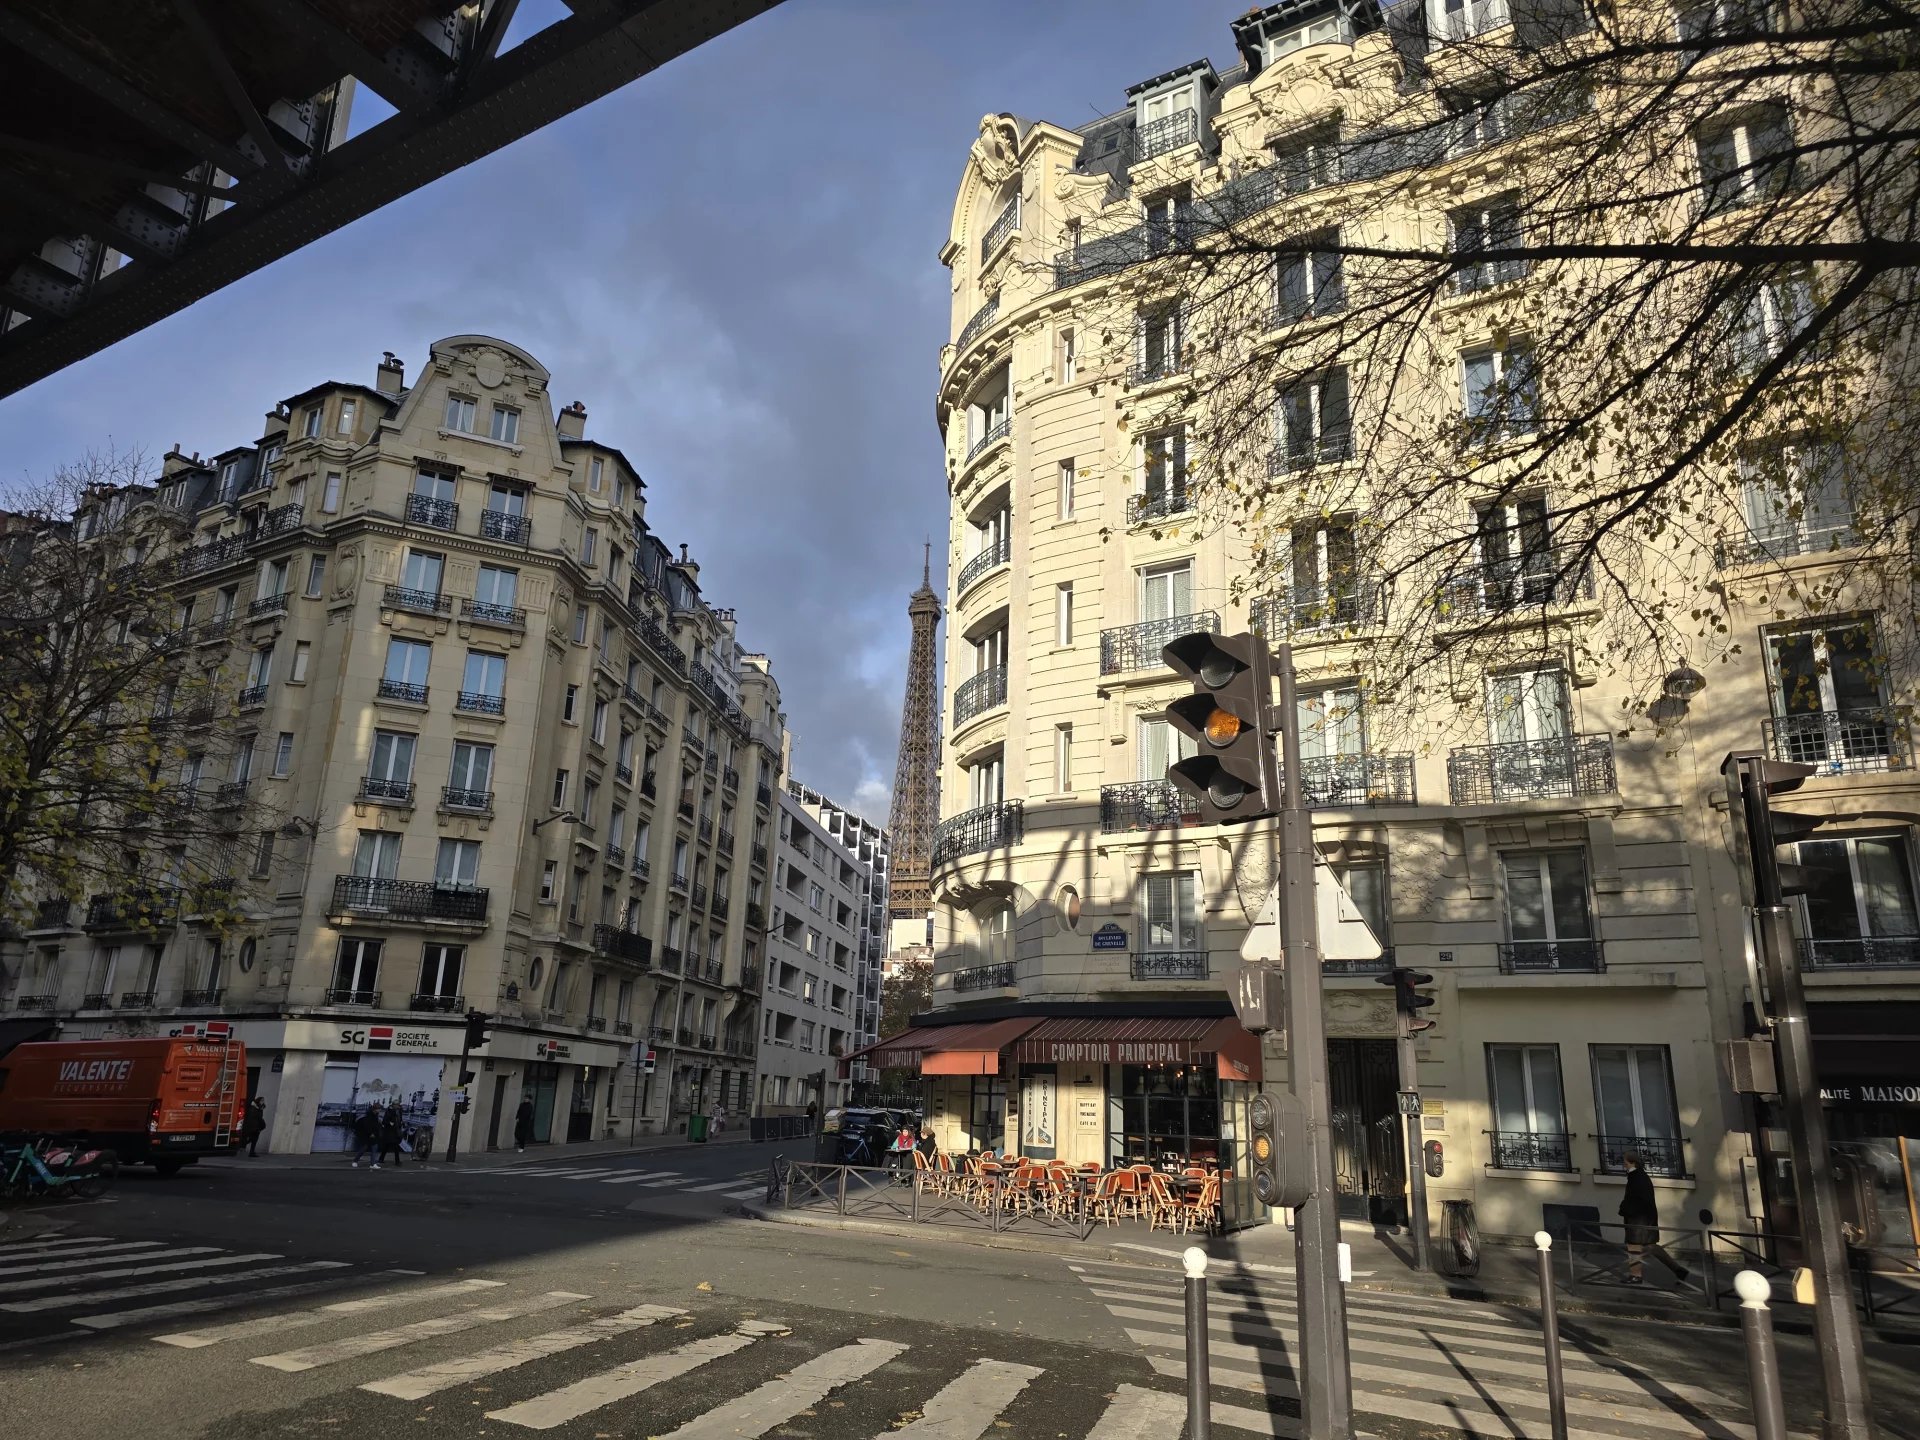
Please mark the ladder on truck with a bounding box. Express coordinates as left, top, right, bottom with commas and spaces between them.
207, 1025, 239, 1149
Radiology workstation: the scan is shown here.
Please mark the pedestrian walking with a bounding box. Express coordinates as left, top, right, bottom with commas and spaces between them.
240, 1097, 266, 1157
1620, 1150, 1690, 1286
514, 1095, 535, 1153
378, 1103, 405, 1168
350, 1106, 381, 1168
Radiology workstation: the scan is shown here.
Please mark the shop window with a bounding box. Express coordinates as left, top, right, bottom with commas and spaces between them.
1111, 1065, 1221, 1168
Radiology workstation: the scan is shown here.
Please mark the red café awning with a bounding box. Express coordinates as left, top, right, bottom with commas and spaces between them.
1014, 1015, 1260, 1082
844, 1018, 1041, 1077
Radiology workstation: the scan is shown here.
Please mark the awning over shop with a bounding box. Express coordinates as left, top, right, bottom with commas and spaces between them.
844, 1018, 1041, 1077
1014, 1015, 1260, 1081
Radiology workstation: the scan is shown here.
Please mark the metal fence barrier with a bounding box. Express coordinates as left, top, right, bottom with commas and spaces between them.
777, 1160, 1100, 1241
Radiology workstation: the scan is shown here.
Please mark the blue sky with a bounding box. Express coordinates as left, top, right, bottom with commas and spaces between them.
0, 0, 1233, 821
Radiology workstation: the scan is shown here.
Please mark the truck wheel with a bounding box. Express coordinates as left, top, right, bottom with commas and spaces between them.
152, 1160, 183, 1178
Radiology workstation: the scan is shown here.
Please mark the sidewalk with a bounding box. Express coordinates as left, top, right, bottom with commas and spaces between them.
206, 1126, 763, 1172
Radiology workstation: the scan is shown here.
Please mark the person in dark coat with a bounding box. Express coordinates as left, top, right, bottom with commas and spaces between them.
1620, 1150, 1689, 1285
377, 1103, 404, 1168
350, 1106, 380, 1168
240, 1097, 266, 1157
513, 1095, 535, 1153
916, 1126, 937, 1162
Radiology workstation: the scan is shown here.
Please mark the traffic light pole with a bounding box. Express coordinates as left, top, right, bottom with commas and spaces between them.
444, 1031, 472, 1164
1735, 762, 1875, 1440
1273, 643, 1354, 1439
1396, 1016, 1431, 1273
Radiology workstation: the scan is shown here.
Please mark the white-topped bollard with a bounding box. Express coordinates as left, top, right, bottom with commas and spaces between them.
1183, 1246, 1211, 1440
1736, 1270, 1787, 1440
1534, 1231, 1568, 1440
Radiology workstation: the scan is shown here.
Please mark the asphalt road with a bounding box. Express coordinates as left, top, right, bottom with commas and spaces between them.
3, 1142, 1917, 1440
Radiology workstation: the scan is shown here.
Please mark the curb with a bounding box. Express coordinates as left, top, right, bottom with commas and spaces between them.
0, 1211, 73, 1246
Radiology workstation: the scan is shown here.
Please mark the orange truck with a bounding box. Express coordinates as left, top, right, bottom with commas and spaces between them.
0, 1035, 247, 1174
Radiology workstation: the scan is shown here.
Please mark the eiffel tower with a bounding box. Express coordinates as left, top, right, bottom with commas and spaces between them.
886, 544, 942, 921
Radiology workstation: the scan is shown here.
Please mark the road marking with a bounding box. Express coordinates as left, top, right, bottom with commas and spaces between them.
70, 1267, 368, 1328
8, 1260, 351, 1314
1087, 1281, 1557, 1350
0, 1243, 203, 1277
1108, 1240, 1326, 1278
653, 1338, 910, 1440
156, 1278, 506, 1347
250, 1290, 585, 1372
485, 1320, 779, 1430
722, 1188, 762, 1200
0, 1236, 131, 1258
632, 1175, 690, 1187
1207, 1398, 1302, 1438
682, 1179, 748, 1192
881, 1357, 1042, 1438
1086, 1384, 1188, 1440
363, 1303, 685, 1400
0, 1251, 279, 1296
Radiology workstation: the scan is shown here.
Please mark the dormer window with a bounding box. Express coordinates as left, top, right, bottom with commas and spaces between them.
1429, 0, 1511, 46
1255, 9, 1346, 64
1136, 83, 1199, 162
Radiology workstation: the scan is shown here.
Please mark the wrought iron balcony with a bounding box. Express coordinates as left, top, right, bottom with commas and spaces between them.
1297, 753, 1418, 808
479, 510, 532, 544
756, 784, 773, 807
615, 1020, 634, 1036
605, 842, 627, 865
30, 899, 71, 931
638, 615, 685, 670
1720, 517, 1856, 566
711, 895, 730, 920
237, 685, 268, 709
737, 965, 762, 992
1497, 939, 1604, 974
85, 887, 181, 931
1798, 936, 1920, 969
382, 585, 451, 616
1437, 551, 1594, 618
746, 902, 767, 931
1100, 611, 1219, 675
723, 767, 740, 791
190, 617, 233, 646
12, 994, 57, 1011
179, 988, 224, 1007
1134, 106, 1199, 162
456, 691, 505, 716
751, 843, 768, 868
1266, 430, 1354, 476
932, 799, 1024, 866
1763, 707, 1913, 776
580, 1014, 605, 1032
248, 503, 305, 544
406, 494, 459, 530
118, 991, 155, 1009
717, 829, 735, 854
351, 779, 417, 815
1129, 354, 1184, 388
247, 591, 289, 619
953, 665, 1008, 727
1447, 734, 1616, 805
691, 882, 710, 911
697, 959, 724, 985
595, 925, 652, 966
951, 961, 1016, 993
964, 417, 1011, 466
1100, 780, 1194, 833
213, 779, 250, 807
1487, 1130, 1573, 1171
409, 992, 466, 1013
375, 679, 428, 705
330, 875, 489, 924
173, 535, 247, 578
957, 537, 1011, 593
658, 945, 683, 974
697, 816, 714, 842
980, 197, 1020, 262
956, 293, 999, 351
81, 992, 112, 1010
462, 598, 526, 629
677, 1025, 696, 1047
326, 987, 382, 1007
1131, 950, 1208, 981
614, 762, 634, 786
1127, 490, 1191, 526
442, 786, 492, 813
1454, 255, 1530, 295
1250, 582, 1383, 638
1595, 1134, 1689, 1179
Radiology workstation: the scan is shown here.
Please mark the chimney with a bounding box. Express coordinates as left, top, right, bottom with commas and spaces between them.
556, 400, 588, 441
376, 351, 404, 395
672, 542, 700, 584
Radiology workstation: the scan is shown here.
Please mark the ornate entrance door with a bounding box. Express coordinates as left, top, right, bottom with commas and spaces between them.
1328, 1039, 1405, 1222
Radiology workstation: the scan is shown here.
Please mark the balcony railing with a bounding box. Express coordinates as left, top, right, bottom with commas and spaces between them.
213, 779, 251, 807
585, 1015, 608, 1032
1129, 354, 1184, 388
615, 1020, 634, 1036
606, 842, 627, 864
1298, 753, 1418, 808
1487, 1130, 1574, 1172
756, 784, 773, 808
1267, 430, 1354, 476
1437, 551, 1594, 618
691, 881, 710, 909
1134, 107, 1199, 162
359, 776, 415, 804
1100, 611, 1219, 675
1250, 582, 1383, 638
746, 902, 767, 931
81, 992, 112, 1010
382, 585, 451, 616
85, 887, 181, 931
751, 844, 768, 868
952, 961, 1016, 993
30, 899, 72, 930
1721, 517, 1856, 566
12, 994, 57, 1011
1595, 1133, 1689, 1179
723, 767, 740, 791
375, 679, 428, 705
1447, 734, 1616, 805
717, 829, 735, 854
1798, 936, 1920, 970
118, 991, 155, 1009
1497, 939, 1605, 974
980, 197, 1020, 261
330, 875, 489, 924
326, 987, 382, 1007
594, 925, 652, 966
442, 786, 493, 813
953, 665, 1008, 727
179, 987, 223, 1007
409, 992, 466, 1013
658, 946, 683, 974
1100, 780, 1194, 833
1127, 490, 1191, 526
1131, 950, 1208, 981
964, 417, 1011, 465
237, 684, 268, 709
479, 510, 532, 544
247, 592, 289, 619
248, 504, 305, 544
405, 494, 459, 530
932, 800, 1024, 865
631, 858, 651, 881
456, 691, 505, 716
737, 965, 762, 992
957, 538, 1011, 593
638, 615, 685, 671
1763, 707, 1913, 776
173, 535, 247, 578
462, 598, 527, 629
955, 293, 999, 351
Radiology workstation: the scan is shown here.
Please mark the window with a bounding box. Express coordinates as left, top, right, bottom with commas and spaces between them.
1055, 583, 1074, 646
321, 471, 342, 513
1462, 341, 1537, 441
971, 626, 1007, 679
368, 730, 416, 785
1257, 10, 1345, 62
213, 585, 237, 620
582, 527, 599, 565
290, 641, 310, 683
1273, 370, 1352, 470
489, 405, 520, 444
1138, 717, 1197, 782
260, 556, 289, 598
1676, 0, 1768, 44
401, 549, 444, 596
1297, 684, 1364, 758
1054, 723, 1074, 791
1591, 1045, 1683, 1174
351, 829, 401, 880
1142, 872, 1200, 952
1696, 106, 1794, 214
1135, 302, 1183, 383
273, 732, 295, 776
1058, 327, 1077, 383
1502, 850, 1594, 965
305, 554, 327, 597
445, 395, 477, 432
245, 644, 274, 688
474, 564, 518, 613
553, 768, 571, 809
332, 938, 382, 999
1739, 442, 1852, 555
1057, 459, 1076, 521
302, 406, 321, 439
1139, 560, 1193, 623
591, 698, 609, 743
1140, 427, 1186, 511
573, 604, 589, 644
1488, 666, 1570, 744
288, 477, 307, 511
966, 366, 1011, 453
462, 651, 506, 699
563, 684, 580, 723
968, 750, 1006, 808
418, 944, 463, 1000
581, 779, 600, 827
251, 828, 275, 878
1767, 620, 1891, 770
1450, 199, 1524, 293
1285, 517, 1360, 626
672, 839, 690, 883
338, 398, 356, 434
609, 807, 626, 850
1274, 230, 1345, 322
1727, 272, 1814, 371
1793, 834, 1920, 967
435, 838, 482, 888
1446, 88, 1514, 156
1272, 124, 1340, 195
589, 456, 604, 493
540, 861, 558, 903
1486, 1045, 1570, 1170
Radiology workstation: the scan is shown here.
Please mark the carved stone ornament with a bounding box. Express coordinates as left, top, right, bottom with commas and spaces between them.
474, 351, 508, 389
334, 545, 359, 598
1324, 991, 1396, 1037
970, 114, 1021, 188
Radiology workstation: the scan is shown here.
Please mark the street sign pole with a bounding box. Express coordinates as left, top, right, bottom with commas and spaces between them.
1273, 641, 1354, 1439
1396, 1018, 1431, 1272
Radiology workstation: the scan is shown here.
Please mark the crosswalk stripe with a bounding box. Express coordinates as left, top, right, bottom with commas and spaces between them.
71, 1267, 374, 1329
485, 1318, 783, 1430
362, 1303, 685, 1400
0, 1243, 205, 1277
596, 1174, 659, 1185
682, 1179, 747, 1192
250, 1289, 585, 1372
156, 1277, 506, 1348
633, 1176, 691, 1188
882, 1357, 1043, 1438
0, 1236, 130, 1257
0, 1251, 279, 1296
551, 1169, 628, 1180
652, 1337, 910, 1440
1207, 1397, 1301, 1438
7, 1260, 351, 1314
1086, 1383, 1189, 1440
722, 1188, 762, 1200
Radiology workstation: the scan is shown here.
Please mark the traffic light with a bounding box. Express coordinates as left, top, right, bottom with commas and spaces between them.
1162, 630, 1280, 825
1722, 754, 1824, 907
463, 1009, 491, 1051
1376, 966, 1436, 1033
1248, 1088, 1313, 1209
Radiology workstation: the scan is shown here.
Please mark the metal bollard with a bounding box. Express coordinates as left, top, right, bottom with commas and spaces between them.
1534, 1231, 1569, 1440
1183, 1245, 1212, 1440
1735, 1270, 1787, 1440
